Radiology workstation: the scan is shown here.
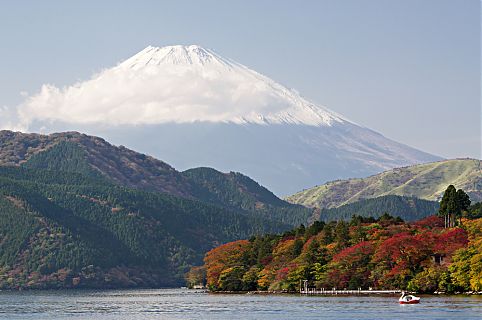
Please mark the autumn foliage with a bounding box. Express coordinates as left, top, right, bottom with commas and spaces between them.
204, 240, 251, 290
201, 215, 481, 293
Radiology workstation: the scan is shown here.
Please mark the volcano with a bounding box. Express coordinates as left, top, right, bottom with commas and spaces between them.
17, 45, 441, 195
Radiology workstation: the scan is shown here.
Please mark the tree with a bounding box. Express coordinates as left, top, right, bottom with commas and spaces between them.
465, 202, 482, 219
407, 266, 445, 293
291, 239, 304, 258
449, 218, 482, 292
218, 266, 245, 291
372, 232, 431, 288
295, 224, 306, 237
334, 221, 349, 249
242, 266, 261, 291
321, 222, 334, 245
185, 266, 206, 288
305, 221, 325, 239
456, 189, 471, 216
439, 185, 471, 228
327, 241, 375, 289
204, 240, 251, 290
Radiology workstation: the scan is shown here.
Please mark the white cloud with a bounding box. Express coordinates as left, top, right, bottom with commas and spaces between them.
12, 46, 342, 130
0, 105, 26, 131
16, 64, 291, 128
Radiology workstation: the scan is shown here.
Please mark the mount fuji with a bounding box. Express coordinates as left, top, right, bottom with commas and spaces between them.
15, 45, 441, 195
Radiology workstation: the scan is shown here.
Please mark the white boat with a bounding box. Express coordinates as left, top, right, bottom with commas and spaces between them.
399, 292, 420, 304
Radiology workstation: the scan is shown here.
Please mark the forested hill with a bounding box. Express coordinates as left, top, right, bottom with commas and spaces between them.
0, 130, 457, 290
0, 130, 193, 198
183, 167, 310, 226
287, 158, 482, 209
0, 130, 311, 226
315, 195, 440, 222
0, 163, 292, 289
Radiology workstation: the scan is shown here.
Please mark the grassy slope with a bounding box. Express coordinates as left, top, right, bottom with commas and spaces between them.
287, 159, 482, 208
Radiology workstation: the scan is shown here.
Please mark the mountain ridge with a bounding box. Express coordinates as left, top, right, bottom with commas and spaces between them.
287, 158, 482, 208
0, 130, 309, 226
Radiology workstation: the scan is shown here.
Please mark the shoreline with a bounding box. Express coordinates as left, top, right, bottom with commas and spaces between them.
208, 289, 482, 296
0, 286, 481, 296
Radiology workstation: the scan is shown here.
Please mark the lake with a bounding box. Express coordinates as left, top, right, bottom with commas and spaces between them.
0, 288, 480, 319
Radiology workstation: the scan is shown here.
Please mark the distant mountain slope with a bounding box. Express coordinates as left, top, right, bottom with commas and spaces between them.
0, 130, 308, 226
315, 195, 440, 222
0, 164, 290, 289
287, 159, 482, 208
183, 167, 311, 226
0, 130, 193, 198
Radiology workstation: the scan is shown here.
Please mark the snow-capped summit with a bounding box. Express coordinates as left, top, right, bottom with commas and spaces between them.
119, 45, 234, 69
18, 44, 347, 127
111, 44, 346, 127
15, 44, 441, 195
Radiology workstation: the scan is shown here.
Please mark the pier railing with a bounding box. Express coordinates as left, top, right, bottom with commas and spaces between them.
300, 288, 401, 295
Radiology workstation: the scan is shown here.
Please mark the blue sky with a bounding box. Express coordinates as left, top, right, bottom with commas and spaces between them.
0, 0, 480, 158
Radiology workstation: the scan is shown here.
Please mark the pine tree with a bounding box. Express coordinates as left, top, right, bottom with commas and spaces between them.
334, 220, 349, 249
439, 185, 471, 228
321, 222, 334, 245
456, 189, 471, 215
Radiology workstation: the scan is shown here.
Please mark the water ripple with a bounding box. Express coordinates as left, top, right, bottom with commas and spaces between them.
0, 289, 480, 319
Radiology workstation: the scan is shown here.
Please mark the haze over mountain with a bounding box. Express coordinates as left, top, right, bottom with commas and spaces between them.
13, 45, 440, 195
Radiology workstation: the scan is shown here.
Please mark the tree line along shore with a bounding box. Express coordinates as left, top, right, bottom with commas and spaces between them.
188, 186, 482, 294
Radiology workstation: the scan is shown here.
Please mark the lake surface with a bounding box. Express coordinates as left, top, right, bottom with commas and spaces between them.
0, 288, 480, 319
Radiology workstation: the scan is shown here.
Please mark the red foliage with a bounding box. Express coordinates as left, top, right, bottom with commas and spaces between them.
260, 256, 273, 265
433, 228, 468, 256
333, 241, 374, 263
325, 268, 349, 288
276, 267, 290, 281
324, 241, 375, 289
374, 232, 431, 268
413, 215, 444, 229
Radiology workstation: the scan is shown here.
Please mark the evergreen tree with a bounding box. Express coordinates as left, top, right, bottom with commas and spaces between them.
321, 222, 334, 245
439, 185, 471, 227
456, 189, 471, 215
295, 224, 306, 237
304, 221, 325, 239
334, 220, 349, 249
292, 239, 304, 258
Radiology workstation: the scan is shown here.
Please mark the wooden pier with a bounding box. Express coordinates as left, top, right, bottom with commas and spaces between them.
300, 288, 401, 295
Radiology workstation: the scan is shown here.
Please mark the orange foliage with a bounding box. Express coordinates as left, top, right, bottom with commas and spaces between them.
204, 240, 250, 288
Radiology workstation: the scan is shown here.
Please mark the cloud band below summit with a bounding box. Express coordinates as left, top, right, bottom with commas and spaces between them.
14, 45, 345, 129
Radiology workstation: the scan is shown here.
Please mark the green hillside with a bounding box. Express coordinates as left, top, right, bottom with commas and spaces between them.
0, 130, 194, 198
184, 167, 311, 226
1, 130, 309, 226
0, 164, 290, 289
0, 131, 305, 289
316, 195, 439, 222
287, 159, 482, 208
